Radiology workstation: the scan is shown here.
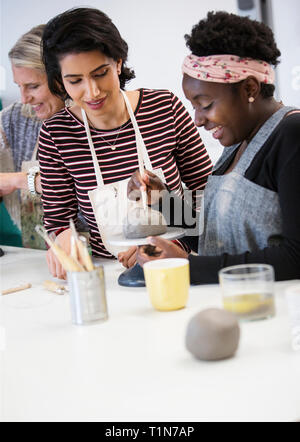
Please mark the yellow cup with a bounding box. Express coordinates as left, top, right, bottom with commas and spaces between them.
143, 258, 190, 311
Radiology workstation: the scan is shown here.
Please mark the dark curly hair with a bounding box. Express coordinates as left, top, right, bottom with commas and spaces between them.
185, 11, 281, 98
42, 7, 135, 99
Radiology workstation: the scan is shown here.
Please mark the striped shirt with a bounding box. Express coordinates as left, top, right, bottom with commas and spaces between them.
39, 89, 212, 258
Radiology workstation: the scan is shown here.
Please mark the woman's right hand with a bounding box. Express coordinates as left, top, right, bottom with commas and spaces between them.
127, 170, 166, 205
46, 228, 72, 280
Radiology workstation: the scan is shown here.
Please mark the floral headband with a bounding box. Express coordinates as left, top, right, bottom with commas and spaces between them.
182, 54, 275, 84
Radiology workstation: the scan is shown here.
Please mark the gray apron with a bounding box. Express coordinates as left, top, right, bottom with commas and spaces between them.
198, 106, 295, 256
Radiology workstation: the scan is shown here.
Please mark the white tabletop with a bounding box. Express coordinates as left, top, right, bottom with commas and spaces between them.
1, 246, 300, 422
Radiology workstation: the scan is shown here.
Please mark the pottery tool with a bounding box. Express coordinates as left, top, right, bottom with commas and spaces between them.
2, 283, 32, 295
69, 220, 94, 272
35, 225, 83, 272
69, 218, 79, 243
139, 168, 147, 211
70, 234, 77, 260
78, 235, 94, 271
68, 220, 86, 271
43, 280, 68, 295
135, 144, 147, 211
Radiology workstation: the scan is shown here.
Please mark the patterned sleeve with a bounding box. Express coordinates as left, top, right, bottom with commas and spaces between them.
170, 92, 213, 192
0, 109, 14, 173
38, 121, 78, 234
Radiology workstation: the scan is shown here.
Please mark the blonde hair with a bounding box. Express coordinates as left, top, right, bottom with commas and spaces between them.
8, 25, 45, 72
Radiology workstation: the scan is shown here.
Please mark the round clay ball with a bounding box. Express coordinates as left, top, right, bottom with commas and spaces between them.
185, 308, 240, 361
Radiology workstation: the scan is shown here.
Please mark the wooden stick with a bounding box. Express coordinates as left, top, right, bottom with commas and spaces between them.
141, 188, 147, 211
78, 235, 94, 272
139, 167, 147, 211
70, 235, 77, 261
35, 225, 83, 272
2, 283, 32, 295
136, 144, 147, 211
69, 229, 85, 272
69, 218, 79, 242
51, 243, 84, 272
69, 219, 94, 272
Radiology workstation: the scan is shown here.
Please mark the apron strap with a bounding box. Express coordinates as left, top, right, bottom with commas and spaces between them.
235, 106, 297, 175
81, 90, 153, 188
120, 89, 153, 172
81, 108, 104, 188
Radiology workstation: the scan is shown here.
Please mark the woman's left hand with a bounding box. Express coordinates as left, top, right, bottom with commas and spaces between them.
137, 236, 188, 267
118, 246, 137, 268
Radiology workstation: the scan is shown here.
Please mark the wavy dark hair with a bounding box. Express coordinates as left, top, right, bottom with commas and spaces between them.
185, 11, 281, 98
42, 7, 135, 99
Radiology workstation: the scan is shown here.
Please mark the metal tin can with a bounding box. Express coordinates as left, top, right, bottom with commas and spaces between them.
67, 266, 108, 325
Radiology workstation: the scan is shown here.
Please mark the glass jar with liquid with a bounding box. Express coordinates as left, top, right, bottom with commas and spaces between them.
219, 264, 276, 321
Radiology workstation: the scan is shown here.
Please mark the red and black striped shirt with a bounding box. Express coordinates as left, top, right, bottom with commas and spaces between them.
39, 89, 212, 257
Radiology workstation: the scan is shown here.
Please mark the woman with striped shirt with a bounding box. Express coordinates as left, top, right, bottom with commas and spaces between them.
40, 7, 212, 279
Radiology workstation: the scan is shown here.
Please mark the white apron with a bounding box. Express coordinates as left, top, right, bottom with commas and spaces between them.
82, 89, 165, 257
198, 106, 296, 256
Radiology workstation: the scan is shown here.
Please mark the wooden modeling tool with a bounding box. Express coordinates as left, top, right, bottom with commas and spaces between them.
69, 219, 94, 272
78, 235, 94, 271
137, 150, 147, 211
2, 283, 32, 295
35, 225, 83, 272
43, 280, 68, 295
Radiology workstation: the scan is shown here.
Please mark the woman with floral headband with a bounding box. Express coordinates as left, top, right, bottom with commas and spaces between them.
129, 11, 300, 284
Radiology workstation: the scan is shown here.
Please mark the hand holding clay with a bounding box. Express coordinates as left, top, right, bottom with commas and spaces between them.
127, 170, 166, 205
185, 308, 240, 361
137, 236, 188, 266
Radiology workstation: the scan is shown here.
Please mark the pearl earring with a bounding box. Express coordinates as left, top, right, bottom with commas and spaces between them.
249, 97, 255, 103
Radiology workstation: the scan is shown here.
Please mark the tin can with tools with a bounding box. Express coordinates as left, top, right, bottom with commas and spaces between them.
67, 266, 108, 325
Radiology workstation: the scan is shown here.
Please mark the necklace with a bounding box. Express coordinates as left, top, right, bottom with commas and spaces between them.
87, 116, 130, 151
98, 126, 123, 151
86, 97, 131, 151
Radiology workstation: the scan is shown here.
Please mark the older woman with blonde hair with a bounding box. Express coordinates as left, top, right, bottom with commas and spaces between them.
0, 25, 64, 248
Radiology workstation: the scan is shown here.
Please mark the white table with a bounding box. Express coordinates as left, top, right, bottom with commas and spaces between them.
1, 246, 300, 422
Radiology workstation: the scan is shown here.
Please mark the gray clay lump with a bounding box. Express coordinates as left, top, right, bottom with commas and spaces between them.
185, 308, 240, 361
123, 206, 167, 239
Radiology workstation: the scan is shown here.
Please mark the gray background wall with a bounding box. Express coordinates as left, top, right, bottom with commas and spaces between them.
271, 0, 300, 107
0, 0, 299, 164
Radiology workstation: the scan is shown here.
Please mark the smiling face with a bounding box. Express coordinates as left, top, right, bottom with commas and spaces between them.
59, 50, 122, 121
12, 65, 64, 120
182, 74, 254, 147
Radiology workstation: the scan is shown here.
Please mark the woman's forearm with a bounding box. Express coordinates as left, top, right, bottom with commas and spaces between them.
0, 171, 41, 196
0, 172, 27, 196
